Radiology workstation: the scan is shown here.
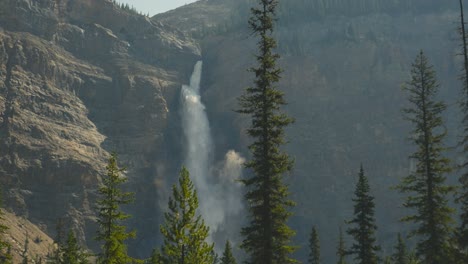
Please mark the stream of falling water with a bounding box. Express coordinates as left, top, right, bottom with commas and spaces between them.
180, 61, 244, 248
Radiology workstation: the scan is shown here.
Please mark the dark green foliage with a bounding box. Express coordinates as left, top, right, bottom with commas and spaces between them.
0, 188, 11, 264
47, 219, 65, 264
383, 257, 392, 264
48, 227, 88, 264
346, 165, 380, 264
457, 0, 468, 261
308, 226, 320, 264
22, 235, 29, 264
211, 250, 219, 264
221, 241, 236, 264
158, 167, 214, 264
62, 230, 89, 264
397, 51, 455, 264
111, 0, 143, 16
95, 153, 136, 264
392, 234, 408, 264
336, 227, 346, 264
407, 252, 421, 264
149, 249, 162, 264
237, 0, 297, 263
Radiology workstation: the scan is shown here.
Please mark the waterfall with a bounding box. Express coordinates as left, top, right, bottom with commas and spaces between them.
180, 61, 244, 247
181, 62, 213, 192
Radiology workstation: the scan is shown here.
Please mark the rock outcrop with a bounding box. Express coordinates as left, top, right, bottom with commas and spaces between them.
0, 0, 200, 256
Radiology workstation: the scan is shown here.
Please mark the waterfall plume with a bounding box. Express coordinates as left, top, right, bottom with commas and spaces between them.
180, 61, 244, 248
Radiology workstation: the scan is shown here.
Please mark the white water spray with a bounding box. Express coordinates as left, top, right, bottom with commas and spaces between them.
180, 61, 244, 245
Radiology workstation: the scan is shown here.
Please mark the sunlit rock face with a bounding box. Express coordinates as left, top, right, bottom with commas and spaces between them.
0, 0, 200, 256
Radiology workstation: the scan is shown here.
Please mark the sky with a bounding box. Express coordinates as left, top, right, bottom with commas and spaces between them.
119, 0, 198, 15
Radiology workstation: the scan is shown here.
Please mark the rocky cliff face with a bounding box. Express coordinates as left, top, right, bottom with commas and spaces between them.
0, 0, 200, 256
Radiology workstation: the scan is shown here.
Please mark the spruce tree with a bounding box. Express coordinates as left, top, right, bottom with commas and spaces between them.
408, 252, 421, 264
0, 188, 11, 264
308, 226, 320, 264
62, 230, 88, 264
158, 167, 214, 264
457, 0, 468, 261
237, 0, 297, 263
21, 235, 29, 264
383, 257, 392, 264
336, 227, 346, 264
397, 51, 454, 264
346, 165, 380, 264
95, 153, 136, 264
220, 240, 236, 264
149, 249, 162, 264
48, 219, 65, 264
392, 233, 408, 264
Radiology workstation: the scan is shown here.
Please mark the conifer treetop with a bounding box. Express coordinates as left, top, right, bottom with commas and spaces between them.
237, 0, 297, 263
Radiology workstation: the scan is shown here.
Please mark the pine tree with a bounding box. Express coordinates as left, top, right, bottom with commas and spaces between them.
211, 250, 219, 264
62, 230, 89, 264
308, 226, 320, 264
346, 165, 380, 264
95, 153, 136, 264
397, 51, 454, 264
149, 249, 162, 264
21, 235, 29, 264
336, 227, 346, 264
158, 167, 214, 264
383, 257, 392, 264
408, 252, 421, 264
237, 0, 297, 263
0, 187, 11, 264
392, 233, 408, 264
5, 247, 10, 264
48, 219, 65, 264
220, 240, 236, 264
457, 0, 468, 261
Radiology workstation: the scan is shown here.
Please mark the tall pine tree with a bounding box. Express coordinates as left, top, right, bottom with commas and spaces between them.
46, 224, 90, 264
47, 219, 66, 264
62, 230, 88, 264
457, 0, 468, 261
392, 233, 408, 264
220, 240, 237, 264
95, 153, 136, 264
158, 167, 214, 264
336, 227, 346, 264
346, 165, 380, 264
237, 0, 297, 263
308, 226, 320, 264
397, 51, 454, 264
21, 235, 29, 264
